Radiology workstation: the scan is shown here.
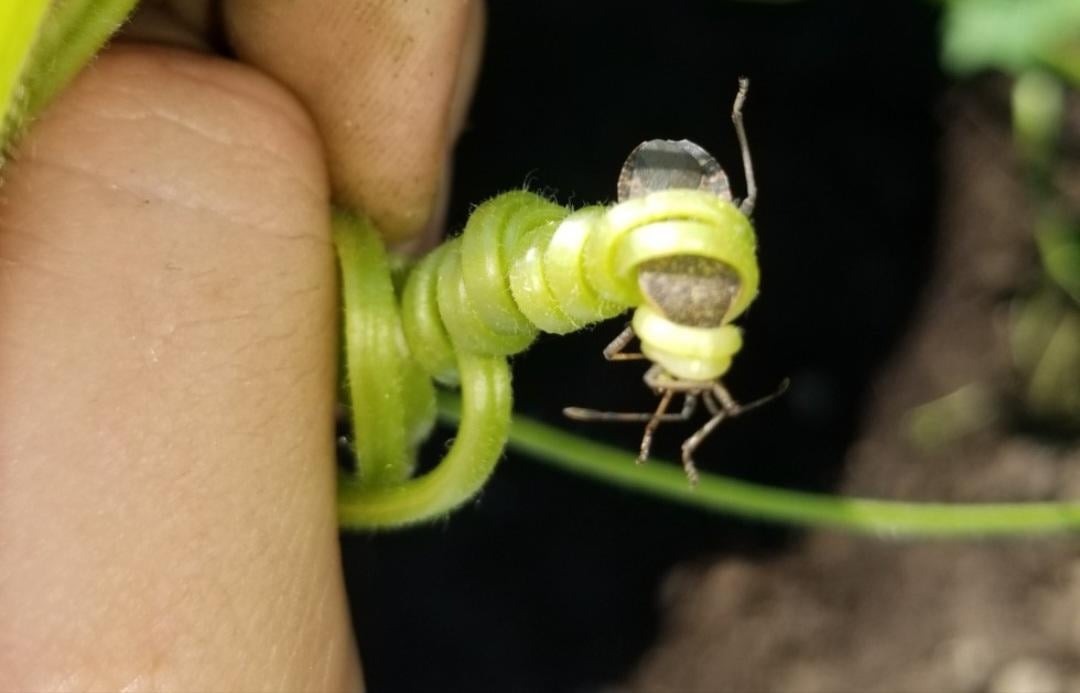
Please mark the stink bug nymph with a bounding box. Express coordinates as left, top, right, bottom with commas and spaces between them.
563, 78, 786, 485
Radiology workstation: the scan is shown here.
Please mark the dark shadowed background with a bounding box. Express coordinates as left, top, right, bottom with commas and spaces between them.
341, 1, 943, 690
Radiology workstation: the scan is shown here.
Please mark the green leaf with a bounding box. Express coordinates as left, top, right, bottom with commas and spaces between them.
942, 0, 1080, 76
1036, 217, 1080, 304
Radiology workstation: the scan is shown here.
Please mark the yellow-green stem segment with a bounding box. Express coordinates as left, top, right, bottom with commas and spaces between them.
0, 0, 50, 145
335, 211, 513, 528
1, 0, 139, 153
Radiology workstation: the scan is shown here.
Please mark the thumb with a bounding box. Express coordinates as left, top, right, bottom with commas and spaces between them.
0, 45, 359, 691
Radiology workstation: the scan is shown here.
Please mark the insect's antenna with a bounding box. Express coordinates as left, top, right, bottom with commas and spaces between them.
732, 77, 757, 217
732, 377, 790, 415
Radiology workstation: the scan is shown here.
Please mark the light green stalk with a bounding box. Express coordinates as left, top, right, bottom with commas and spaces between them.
0, 0, 50, 146
1, 0, 138, 154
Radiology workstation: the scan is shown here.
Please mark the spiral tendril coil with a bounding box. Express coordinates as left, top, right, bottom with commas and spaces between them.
405, 189, 757, 374
336, 187, 758, 528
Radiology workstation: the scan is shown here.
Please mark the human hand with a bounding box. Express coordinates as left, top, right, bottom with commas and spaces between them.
0, 2, 481, 689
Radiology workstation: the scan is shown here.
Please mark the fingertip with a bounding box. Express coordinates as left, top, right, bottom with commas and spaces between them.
225, 0, 485, 244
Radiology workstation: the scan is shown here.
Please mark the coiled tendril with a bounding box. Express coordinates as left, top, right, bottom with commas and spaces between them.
335, 184, 757, 529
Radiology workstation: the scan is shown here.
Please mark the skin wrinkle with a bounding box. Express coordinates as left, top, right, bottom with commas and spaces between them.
111, 42, 320, 146
83, 96, 320, 197
272, 537, 316, 687
91, 82, 243, 145
0, 218, 87, 260
104, 106, 313, 194
16, 151, 320, 241
93, 65, 313, 153
0, 255, 79, 291
49, 64, 327, 235
146, 487, 277, 688
3, 243, 323, 400
317, 590, 345, 689
245, 498, 327, 689
156, 63, 319, 149
92, 581, 164, 687
296, 570, 338, 686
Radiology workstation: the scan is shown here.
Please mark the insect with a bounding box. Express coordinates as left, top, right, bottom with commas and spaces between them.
337, 78, 784, 525
563, 78, 786, 485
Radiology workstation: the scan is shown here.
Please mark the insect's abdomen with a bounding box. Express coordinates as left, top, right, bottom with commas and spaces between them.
400, 188, 759, 381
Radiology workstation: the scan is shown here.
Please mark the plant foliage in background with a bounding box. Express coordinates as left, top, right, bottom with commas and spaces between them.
941, 0, 1080, 82
921, 0, 1080, 429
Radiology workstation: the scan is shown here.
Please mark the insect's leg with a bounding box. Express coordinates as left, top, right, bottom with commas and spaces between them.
642, 363, 672, 394
603, 325, 647, 361
703, 389, 723, 416
713, 382, 739, 412
563, 392, 697, 424
713, 378, 790, 416
680, 411, 728, 486
674, 381, 789, 485
677, 393, 699, 418
637, 389, 677, 464
732, 77, 757, 217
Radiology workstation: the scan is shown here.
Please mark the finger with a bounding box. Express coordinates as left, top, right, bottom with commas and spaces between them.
0, 45, 360, 691
224, 0, 485, 245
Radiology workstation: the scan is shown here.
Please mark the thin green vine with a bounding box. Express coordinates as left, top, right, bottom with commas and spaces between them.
436, 395, 1080, 537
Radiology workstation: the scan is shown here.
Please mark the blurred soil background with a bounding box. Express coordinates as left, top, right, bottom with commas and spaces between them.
340, 2, 1080, 691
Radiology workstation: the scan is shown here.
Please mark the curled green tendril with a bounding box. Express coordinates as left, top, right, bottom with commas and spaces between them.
336, 189, 757, 527
335, 212, 512, 528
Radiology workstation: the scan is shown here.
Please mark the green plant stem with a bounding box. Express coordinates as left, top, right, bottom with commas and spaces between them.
335, 211, 426, 487
2, 0, 138, 151
0, 0, 50, 144
22, 0, 138, 118
339, 354, 512, 529
335, 210, 514, 528
437, 395, 1080, 536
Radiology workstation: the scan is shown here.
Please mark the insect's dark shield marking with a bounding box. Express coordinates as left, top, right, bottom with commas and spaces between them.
637, 255, 741, 328
617, 139, 732, 202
